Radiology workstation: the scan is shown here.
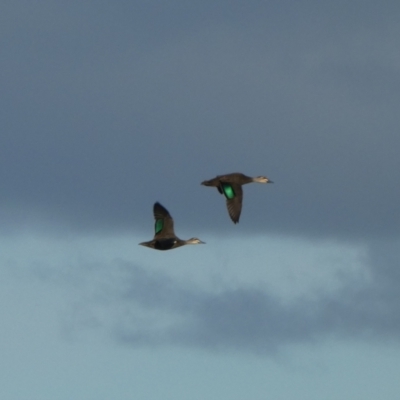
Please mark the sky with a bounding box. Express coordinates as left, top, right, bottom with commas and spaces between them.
1, 1, 400, 399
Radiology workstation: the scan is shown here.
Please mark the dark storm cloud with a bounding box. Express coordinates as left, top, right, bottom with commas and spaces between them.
1, 1, 400, 239
105, 242, 400, 353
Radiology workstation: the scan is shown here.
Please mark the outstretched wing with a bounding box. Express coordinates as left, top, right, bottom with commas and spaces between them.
153, 202, 175, 238
219, 183, 243, 224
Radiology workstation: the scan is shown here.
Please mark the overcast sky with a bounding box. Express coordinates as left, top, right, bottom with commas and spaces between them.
1, 1, 400, 399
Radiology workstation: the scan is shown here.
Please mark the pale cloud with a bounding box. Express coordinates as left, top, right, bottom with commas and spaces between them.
10, 232, 395, 354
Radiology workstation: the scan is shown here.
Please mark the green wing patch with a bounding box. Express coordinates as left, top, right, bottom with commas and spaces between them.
155, 219, 164, 234
221, 183, 235, 199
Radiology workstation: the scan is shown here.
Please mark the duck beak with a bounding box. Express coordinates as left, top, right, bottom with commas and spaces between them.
268, 180, 274, 183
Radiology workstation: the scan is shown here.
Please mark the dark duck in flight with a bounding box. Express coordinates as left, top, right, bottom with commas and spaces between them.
139, 202, 205, 250
201, 172, 273, 224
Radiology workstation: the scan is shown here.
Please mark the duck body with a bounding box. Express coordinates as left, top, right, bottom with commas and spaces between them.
142, 237, 186, 251
139, 202, 205, 250
202, 173, 256, 187
152, 238, 178, 251
201, 172, 273, 224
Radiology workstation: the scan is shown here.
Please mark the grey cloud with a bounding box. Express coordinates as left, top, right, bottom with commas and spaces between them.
1, 1, 400, 240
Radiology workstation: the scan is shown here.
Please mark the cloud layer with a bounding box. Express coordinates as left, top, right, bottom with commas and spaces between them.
1, 1, 400, 240
58, 238, 399, 355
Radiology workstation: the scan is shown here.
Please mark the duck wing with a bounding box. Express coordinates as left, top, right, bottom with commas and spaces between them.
219, 183, 243, 224
153, 202, 175, 239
